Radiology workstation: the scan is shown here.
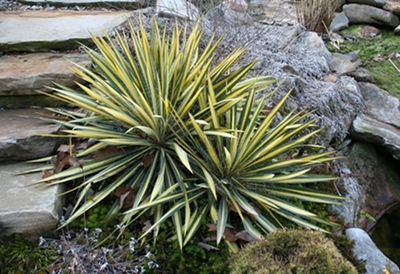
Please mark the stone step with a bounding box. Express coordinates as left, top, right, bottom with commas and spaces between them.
0, 52, 92, 108
0, 161, 64, 239
0, 10, 132, 52
19, 0, 143, 8
0, 108, 64, 161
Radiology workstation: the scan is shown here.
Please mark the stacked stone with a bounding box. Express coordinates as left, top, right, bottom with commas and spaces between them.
332, 0, 400, 32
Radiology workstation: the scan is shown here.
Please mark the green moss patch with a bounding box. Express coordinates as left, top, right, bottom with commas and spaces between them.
328, 25, 400, 98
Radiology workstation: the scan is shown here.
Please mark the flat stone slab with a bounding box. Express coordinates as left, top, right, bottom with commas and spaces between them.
0, 162, 64, 238
351, 114, 400, 160
20, 0, 143, 8
0, 52, 91, 97
0, 10, 132, 52
0, 108, 64, 161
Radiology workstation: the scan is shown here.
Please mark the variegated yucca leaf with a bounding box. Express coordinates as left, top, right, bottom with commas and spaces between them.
175, 87, 343, 245
26, 18, 342, 250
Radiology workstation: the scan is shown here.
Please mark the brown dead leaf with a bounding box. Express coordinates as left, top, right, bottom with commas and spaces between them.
42, 170, 54, 182
52, 153, 83, 174
206, 223, 240, 242
228, 200, 238, 212
92, 146, 123, 159
142, 154, 154, 168
206, 223, 217, 232
224, 227, 239, 242
142, 220, 152, 233
235, 230, 258, 242
57, 144, 77, 154
67, 155, 84, 168
114, 186, 138, 209
328, 216, 338, 222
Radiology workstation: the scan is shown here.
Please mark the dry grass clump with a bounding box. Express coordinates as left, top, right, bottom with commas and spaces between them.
295, 0, 337, 32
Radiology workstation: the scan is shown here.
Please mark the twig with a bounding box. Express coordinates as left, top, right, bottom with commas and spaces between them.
388, 58, 400, 74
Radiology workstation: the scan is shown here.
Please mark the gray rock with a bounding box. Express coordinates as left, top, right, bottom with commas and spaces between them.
384, 1, 400, 16
0, 162, 64, 238
329, 164, 363, 227
0, 109, 64, 161
358, 82, 400, 128
236, 25, 364, 145
351, 115, 400, 159
346, 228, 400, 274
342, 142, 400, 230
204, 4, 253, 30
0, 10, 132, 52
343, 4, 400, 28
349, 67, 375, 83
396, 24, 400, 34
360, 25, 381, 38
0, 53, 92, 96
226, 0, 248, 12
156, 0, 199, 21
329, 12, 349, 32
329, 52, 362, 75
347, 0, 386, 8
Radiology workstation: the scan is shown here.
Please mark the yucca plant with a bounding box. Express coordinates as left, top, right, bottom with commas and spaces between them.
24, 18, 342, 250
173, 89, 342, 247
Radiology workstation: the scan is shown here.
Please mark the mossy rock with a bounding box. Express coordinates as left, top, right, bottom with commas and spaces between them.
229, 229, 357, 274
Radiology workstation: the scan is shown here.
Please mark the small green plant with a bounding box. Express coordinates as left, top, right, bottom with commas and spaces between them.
24, 18, 342, 250
154, 239, 230, 274
229, 229, 358, 274
0, 234, 58, 274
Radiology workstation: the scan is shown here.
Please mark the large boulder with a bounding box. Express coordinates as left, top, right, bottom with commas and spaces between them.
347, 0, 386, 8
343, 4, 400, 28
346, 228, 400, 274
216, 23, 365, 146
340, 142, 400, 230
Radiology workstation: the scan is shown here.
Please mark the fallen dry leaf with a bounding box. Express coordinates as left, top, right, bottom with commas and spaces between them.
42, 170, 54, 182
142, 153, 154, 168
235, 230, 258, 242
142, 220, 152, 233
206, 223, 217, 232
224, 227, 239, 242
92, 146, 123, 159
114, 186, 138, 209
57, 144, 77, 154
197, 242, 220, 251
52, 153, 83, 174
